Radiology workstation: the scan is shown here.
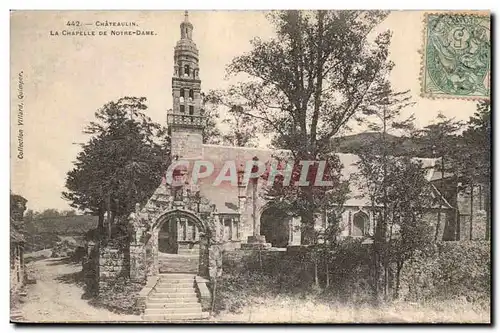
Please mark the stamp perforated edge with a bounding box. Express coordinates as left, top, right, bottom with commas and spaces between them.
419, 11, 491, 101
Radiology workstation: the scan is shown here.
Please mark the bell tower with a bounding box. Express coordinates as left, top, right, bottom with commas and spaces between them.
167, 11, 205, 159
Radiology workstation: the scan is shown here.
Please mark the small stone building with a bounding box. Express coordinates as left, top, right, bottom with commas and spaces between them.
10, 194, 27, 292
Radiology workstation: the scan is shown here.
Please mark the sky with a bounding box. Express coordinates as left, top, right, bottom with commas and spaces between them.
10, 10, 481, 212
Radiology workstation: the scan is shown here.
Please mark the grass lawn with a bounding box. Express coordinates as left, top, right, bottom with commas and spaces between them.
211, 295, 490, 323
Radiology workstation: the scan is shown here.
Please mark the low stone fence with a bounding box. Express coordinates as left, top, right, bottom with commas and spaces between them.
223, 248, 287, 273
98, 246, 129, 292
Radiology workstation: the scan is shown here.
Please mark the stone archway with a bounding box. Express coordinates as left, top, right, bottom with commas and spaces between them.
147, 209, 209, 276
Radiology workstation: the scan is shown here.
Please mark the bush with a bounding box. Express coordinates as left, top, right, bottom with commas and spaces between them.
321, 238, 372, 303
215, 238, 373, 314
24, 233, 60, 252
51, 239, 78, 258
400, 241, 490, 305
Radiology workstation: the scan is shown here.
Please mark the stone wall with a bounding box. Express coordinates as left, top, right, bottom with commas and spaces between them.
171, 129, 203, 159
98, 246, 128, 292
457, 183, 490, 240
422, 210, 448, 241
223, 248, 286, 272
83, 241, 99, 296
10, 244, 24, 292
129, 243, 146, 282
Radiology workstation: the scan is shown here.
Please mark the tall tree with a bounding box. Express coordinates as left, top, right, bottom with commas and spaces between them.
417, 113, 462, 240
201, 93, 223, 145
355, 90, 414, 302
383, 158, 434, 300
458, 101, 491, 240
203, 90, 259, 147
225, 10, 409, 243
63, 97, 169, 240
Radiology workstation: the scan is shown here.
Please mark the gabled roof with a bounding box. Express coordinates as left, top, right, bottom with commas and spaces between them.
197, 144, 449, 212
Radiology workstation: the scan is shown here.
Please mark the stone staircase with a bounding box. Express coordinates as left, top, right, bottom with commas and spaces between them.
142, 273, 209, 322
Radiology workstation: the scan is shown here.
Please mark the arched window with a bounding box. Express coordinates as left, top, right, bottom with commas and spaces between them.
184, 65, 190, 76
326, 210, 336, 228
180, 105, 185, 113
189, 89, 194, 100
189, 105, 194, 115
180, 88, 185, 103
352, 211, 369, 236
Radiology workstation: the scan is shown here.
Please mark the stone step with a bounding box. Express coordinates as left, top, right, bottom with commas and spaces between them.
146, 302, 200, 309
155, 287, 194, 293
159, 267, 198, 274
145, 307, 202, 315
156, 282, 194, 288
158, 254, 199, 259
158, 275, 197, 281
143, 312, 207, 322
151, 292, 197, 298
158, 273, 196, 282
177, 249, 199, 254
158, 258, 199, 262
148, 297, 199, 303
158, 273, 195, 279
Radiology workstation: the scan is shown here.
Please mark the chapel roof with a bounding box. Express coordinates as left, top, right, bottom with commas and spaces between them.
197, 144, 450, 212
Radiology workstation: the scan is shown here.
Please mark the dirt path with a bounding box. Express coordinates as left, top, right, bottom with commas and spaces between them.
16, 258, 141, 323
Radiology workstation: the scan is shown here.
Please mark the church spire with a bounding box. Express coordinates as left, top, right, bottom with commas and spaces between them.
180, 10, 193, 40
168, 10, 204, 158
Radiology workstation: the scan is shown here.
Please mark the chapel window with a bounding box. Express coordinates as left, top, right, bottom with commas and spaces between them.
352, 211, 369, 237
222, 215, 240, 241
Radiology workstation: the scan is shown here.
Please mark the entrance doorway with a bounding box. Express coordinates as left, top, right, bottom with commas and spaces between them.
260, 208, 290, 248
158, 217, 178, 254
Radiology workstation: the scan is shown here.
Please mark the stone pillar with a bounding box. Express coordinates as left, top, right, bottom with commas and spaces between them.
129, 244, 146, 282
208, 244, 223, 279
289, 217, 302, 246
242, 180, 271, 249
238, 194, 247, 242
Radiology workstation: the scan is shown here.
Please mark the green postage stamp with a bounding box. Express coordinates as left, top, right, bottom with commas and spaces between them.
422, 12, 490, 99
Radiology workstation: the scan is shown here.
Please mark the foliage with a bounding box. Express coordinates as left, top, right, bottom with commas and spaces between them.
400, 241, 490, 306
221, 10, 408, 243
460, 100, 491, 186
203, 90, 259, 147
260, 153, 350, 244
51, 239, 79, 258
200, 93, 223, 144
62, 97, 169, 239
217, 238, 373, 313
